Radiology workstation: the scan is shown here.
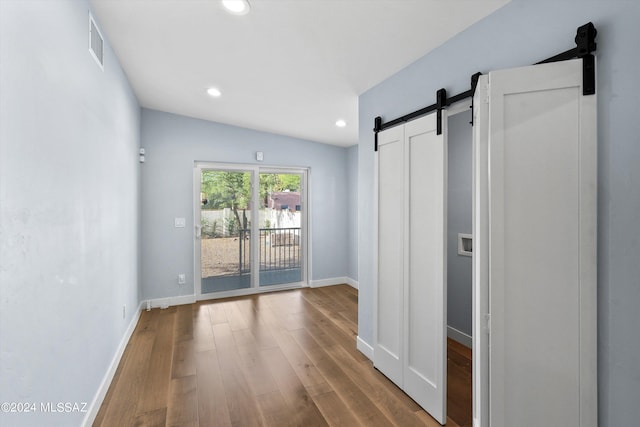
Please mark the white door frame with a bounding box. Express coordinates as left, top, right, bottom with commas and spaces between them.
193, 162, 309, 300
472, 80, 490, 427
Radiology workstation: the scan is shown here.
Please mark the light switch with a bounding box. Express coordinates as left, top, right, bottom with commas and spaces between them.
175, 217, 186, 228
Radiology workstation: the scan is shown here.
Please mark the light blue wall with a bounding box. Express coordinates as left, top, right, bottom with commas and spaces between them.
0, 1, 141, 426
347, 145, 359, 282
140, 109, 350, 300
358, 1, 640, 425
447, 110, 473, 337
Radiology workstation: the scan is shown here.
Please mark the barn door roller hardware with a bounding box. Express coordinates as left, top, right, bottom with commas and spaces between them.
436, 89, 446, 135
373, 116, 382, 151
469, 72, 482, 126
536, 22, 597, 95
374, 22, 598, 151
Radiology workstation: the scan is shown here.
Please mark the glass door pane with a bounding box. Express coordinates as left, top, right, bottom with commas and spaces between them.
258, 172, 303, 286
200, 169, 252, 294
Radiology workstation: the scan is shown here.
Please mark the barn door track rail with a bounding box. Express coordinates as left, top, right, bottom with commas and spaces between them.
373, 22, 597, 151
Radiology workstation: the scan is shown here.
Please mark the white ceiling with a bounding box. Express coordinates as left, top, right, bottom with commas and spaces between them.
90, 0, 509, 147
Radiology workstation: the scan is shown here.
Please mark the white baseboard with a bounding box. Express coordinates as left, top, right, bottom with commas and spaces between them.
148, 294, 196, 309
83, 301, 144, 427
356, 336, 374, 360
345, 277, 359, 289
447, 325, 472, 348
309, 277, 351, 288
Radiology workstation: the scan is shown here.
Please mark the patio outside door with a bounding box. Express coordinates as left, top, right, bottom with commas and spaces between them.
258, 171, 304, 287
195, 163, 307, 298
198, 168, 253, 295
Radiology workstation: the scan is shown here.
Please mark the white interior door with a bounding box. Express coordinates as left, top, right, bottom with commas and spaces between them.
474, 58, 597, 427
375, 112, 447, 425
404, 113, 447, 425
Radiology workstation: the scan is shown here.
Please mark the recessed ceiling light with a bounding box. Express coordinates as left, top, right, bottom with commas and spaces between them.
335, 119, 347, 128
222, 0, 251, 15
207, 87, 222, 97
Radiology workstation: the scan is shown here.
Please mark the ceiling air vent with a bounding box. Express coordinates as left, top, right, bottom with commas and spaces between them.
89, 13, 104, 69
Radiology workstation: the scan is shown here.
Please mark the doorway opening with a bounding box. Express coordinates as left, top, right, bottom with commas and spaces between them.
194, 163, 308, 299
446, 106, 473, 427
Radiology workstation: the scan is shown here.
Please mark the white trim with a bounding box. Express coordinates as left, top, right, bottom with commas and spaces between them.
372, 138, 380, 370
193, 164, 203, 300
302, 169, 310, 288
148, 294, 197, 309
309, 277, 351, 288
345, 277, 359, 289
471, 75, 490, 427
82, 301, 144, 427
357, 336, 374, 360
306, 168, 313, 288
472, 74, 490, 427
447, 325, 472, 349
251, 167, 260, 289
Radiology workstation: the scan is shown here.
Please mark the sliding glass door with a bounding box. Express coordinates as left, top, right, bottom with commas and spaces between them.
195, 163, 307, 298
198, 169, 252, 294
258, 171, 304, 286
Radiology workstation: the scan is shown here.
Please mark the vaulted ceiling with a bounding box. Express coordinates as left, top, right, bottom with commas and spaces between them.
90, 0, 509, 146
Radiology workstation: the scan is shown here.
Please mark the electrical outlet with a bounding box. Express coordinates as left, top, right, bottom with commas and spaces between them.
178, 274, 186, 285
122, 305, 126, 319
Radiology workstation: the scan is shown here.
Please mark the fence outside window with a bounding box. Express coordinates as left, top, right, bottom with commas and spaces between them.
238, 227, 301, 274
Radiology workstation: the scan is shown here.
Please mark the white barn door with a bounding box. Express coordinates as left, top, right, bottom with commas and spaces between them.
474, 58, 597, 427
376, 112, 447, 425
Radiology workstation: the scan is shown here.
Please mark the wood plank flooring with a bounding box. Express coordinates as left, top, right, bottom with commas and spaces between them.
94, 285, 471, 427
447, 339, 472, 427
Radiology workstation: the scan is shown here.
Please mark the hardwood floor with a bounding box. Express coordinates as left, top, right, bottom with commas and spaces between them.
94, 285, 471, 426
447, 339, 473, 427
